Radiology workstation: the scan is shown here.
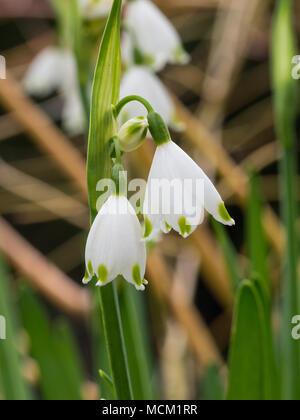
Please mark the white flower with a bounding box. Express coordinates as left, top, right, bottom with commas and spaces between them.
83, 195, 147, 291
62, 87, 85, 136
24, 47, 85, 136
79, 0, 115, 19
119, 66, 182, 130
122, 0, 189, 71
143, 140, 235, 240
23, 47, 62, 96
118, 116, 148, 152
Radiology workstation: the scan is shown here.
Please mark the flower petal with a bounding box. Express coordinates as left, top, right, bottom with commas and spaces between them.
119, 66, 174, 127
84, 195, 147, 290
124, 0, 189, 71
23, 47, 62, 96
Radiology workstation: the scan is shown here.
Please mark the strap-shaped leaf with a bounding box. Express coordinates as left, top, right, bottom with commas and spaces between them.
227, 280, 276, 400
0, 256, 29, 400
87, 0, 122, 220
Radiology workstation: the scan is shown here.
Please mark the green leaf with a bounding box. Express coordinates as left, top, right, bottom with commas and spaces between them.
272, 0, 300, 400
19, 286, 83, 400
272, 0, 297, 149
87, 0, 121, 220
86, 0, 133, 400
99, 369, 114, 393
118, 282, 156, 400
252, 276, 280, 400
246, 172, 269, 297
227, 280, 276, 400
0, 255, 29, 400
212, 218, 241, 292
91, 294, 115, 400
202, 364, 224, 401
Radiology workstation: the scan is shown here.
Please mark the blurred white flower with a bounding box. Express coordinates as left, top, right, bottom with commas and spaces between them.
118, 116, 148, 152
143, 139, 235, 240
122, 0, 189, 71
79, 0, 116, 19
119, 66, 182, 130
83, 195, 147, 291
62, 87, 85, 136
24, 47, 84, 136
23, 47, 62, 96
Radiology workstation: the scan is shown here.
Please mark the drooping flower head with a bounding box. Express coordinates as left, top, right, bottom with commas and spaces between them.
122, 0, 189, 71
83, 193, 147, 291
143, 112, 235, 240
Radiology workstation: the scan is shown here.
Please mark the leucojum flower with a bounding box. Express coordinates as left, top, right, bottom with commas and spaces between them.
83, 96, 235, 291
83, 147, 148, 291
120, 0, 188, 130
122, 0, 189, 71
23, 47, 85, 136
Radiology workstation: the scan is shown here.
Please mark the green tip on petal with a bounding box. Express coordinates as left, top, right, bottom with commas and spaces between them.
97, 264, 108, 284
218, 202, 235, 225
132, 264, 143, 289
82, 267, 91, 284
178, 216, 192, 238
165, 221, 172, 231
143, 216, 153, 238
173, 45, 190, 64
88, 260, 93, 276
132, 264, 148, 291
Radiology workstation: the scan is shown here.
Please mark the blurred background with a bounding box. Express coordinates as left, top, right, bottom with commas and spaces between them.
0, 0, 299, 400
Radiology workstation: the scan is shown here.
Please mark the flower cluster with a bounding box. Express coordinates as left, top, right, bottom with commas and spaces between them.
83, 104, 235, 291
119, 0, 188, 129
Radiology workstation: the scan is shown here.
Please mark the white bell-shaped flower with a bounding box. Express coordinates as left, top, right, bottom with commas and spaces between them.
79, 0, 116, 19
143, 140, 235, 240
23, 47, 62, 96
83, 194, 147, 291
123, 0, 189, 71
119, 66, 182, 130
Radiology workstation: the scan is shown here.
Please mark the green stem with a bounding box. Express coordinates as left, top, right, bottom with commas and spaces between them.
114, 95, 154, 117
98, 284, 133, 400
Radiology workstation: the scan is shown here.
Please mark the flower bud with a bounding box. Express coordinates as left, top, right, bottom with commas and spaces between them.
118, 116, 148, 152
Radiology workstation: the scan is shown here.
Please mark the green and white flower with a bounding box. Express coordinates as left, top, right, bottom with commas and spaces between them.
118, 116, 148, 152
143, 139, 235, 240
83, 194, 147, 291
119, 66, 182, 130
24, 47, 84, 136
123, 0, 189, 71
